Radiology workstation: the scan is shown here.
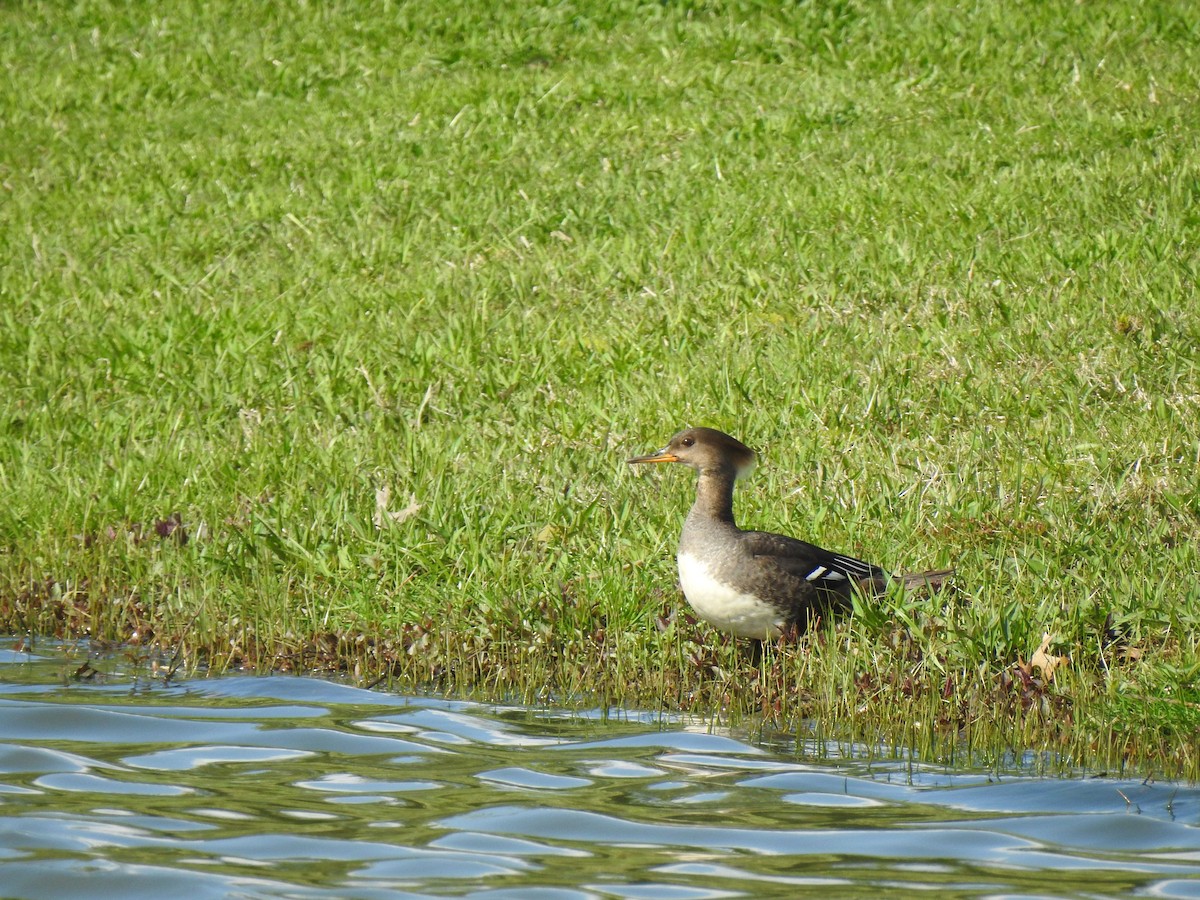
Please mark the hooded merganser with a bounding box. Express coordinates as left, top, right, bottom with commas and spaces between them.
628, 427, 952, 640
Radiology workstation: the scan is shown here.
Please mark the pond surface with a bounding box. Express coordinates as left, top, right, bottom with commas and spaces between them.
1, 642, 1199, 899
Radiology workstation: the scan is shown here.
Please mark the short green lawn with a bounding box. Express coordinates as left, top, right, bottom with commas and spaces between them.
2, 0, 1199, 777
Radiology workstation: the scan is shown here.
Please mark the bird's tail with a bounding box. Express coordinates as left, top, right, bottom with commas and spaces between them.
895, 568, 955, 591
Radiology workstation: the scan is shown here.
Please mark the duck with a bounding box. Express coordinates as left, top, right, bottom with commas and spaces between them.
628, 427, 952, 640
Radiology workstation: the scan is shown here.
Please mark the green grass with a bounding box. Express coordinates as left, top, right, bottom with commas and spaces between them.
3, 0, 1200, 777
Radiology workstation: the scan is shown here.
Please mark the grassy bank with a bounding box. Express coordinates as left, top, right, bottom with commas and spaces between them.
2, 0, 1199, 776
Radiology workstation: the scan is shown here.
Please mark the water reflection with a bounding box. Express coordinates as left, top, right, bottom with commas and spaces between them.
1, 641, 1198, 899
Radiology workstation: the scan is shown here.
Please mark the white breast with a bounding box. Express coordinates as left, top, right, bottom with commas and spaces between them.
676, 552, 783, 639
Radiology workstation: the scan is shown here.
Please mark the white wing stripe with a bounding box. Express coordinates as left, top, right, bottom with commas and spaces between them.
805, 566, 827, 582
833, 555, 872, 575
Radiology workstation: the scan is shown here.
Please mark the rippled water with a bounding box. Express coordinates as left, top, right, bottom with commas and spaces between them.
2, 643, 1200, 899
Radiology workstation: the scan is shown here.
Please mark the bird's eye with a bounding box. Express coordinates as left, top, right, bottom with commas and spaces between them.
681, 437, 694, 447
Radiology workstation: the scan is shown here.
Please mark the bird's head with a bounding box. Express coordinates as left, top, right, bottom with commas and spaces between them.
628, 427, 757, 478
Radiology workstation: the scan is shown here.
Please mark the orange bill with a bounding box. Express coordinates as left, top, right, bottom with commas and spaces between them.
627, 448, 679, 464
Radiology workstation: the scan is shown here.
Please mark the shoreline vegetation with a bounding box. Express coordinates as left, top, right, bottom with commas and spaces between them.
3, 0, 1199, 778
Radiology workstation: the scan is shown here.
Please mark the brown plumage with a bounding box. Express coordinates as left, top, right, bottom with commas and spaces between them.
629, 427, 953, 640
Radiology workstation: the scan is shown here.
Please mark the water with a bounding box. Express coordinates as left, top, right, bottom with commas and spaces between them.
2, 643, 1199, 899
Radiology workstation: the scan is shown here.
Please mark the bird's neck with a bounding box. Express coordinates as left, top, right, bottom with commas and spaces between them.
687, 469, 738, 527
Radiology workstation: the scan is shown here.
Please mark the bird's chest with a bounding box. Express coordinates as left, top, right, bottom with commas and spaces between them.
676, 551, 783, 639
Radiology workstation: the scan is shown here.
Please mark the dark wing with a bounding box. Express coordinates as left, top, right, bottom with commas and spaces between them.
740, 530, 888, 598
